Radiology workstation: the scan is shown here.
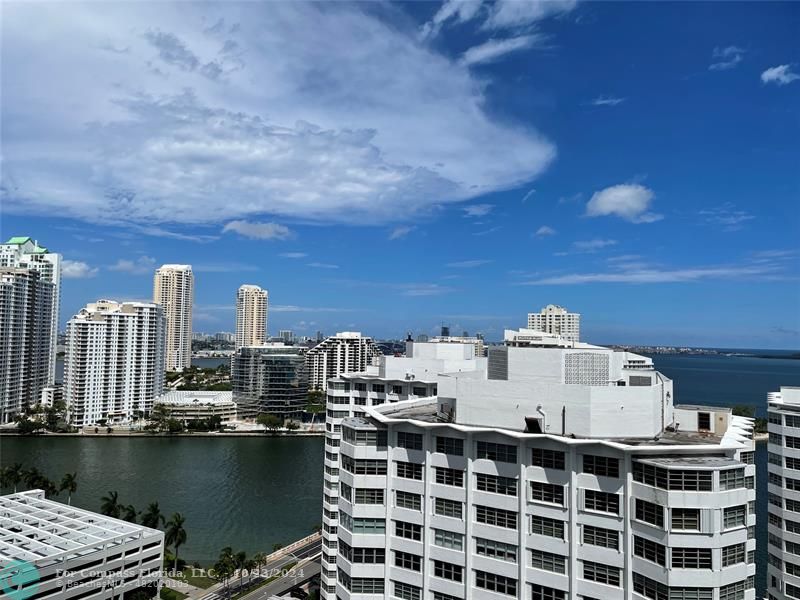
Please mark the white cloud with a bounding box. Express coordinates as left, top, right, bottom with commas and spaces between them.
401, 283, 454, 297
461, 35, 544, 67
1, 3, 555, 227
761, 64, 800, 86
389, 225, 415, 240
521, 263, 783, 285
108, 255, 156, 275
463, 203, 494, 217
270, 305, 359, 313
483, 0, 577, 29
62, 260, 98, 279
279, 252, 307, 259
420, 0, 484, 39
222, 221, 292, 240
446, 259, 492, 268
521, 188, 536, 203
534, 225, 556, 237
307, 262, 339, 269
572, 239, 617, 252
709, 46, 745, 71
585, 184, 663, 223
590, 95, 625, 106
699, 204, 755, 231
473, 226, 501, 236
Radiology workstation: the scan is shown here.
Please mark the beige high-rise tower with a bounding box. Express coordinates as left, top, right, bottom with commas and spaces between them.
235, 284, 268, 348
153, 264, 193, 371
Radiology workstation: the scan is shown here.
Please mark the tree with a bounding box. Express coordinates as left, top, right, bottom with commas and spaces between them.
732, 405, 755, 418
6, 463, 24, 492
122, 504, 138, 523
234, 551, 247, 590
285, 421, 300, 432
24, 467, 45, 490
40, 478, 59, 498
101, 491, 122, 518
256, 413, 282, 432
60, 472, 78, 505
165, 513, 187, 572
141, 502, 166, 529
215, 547, 236, 598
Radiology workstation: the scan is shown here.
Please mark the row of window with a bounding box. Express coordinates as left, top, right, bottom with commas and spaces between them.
635, 499, 748, 530
330, 382, 433, 395
633, 462, 747, 491
634, 536, 746, 568
768, 411, 800, 428
634, 573, 752, 600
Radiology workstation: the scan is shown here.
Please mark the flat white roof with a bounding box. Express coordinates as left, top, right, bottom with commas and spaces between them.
0, 490, 161, 564
155, 390, 234, 406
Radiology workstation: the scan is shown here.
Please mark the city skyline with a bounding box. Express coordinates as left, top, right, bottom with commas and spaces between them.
2, 2, 798, 348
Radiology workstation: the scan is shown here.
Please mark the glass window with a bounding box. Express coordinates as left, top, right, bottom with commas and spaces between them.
476, 537, 517, 563
531, 585, 566, 600
531, 549, 566, 573
435, 467, 464, 487
634, 536, 666, 566
393, 581, 421, 600
476, 440, 517, 463
396, 490, 421, 511
531, 515, 564, 539
433, 560, 463, 582
434, 497, 463, 519
353, 488, 384, 504
394, 520, 421, 540
531, 448, 565, 470
475, 505, 517, 529
583, 525, 618, 549
436, 436, 464, 456
397, 431, 423, 450
396, 461, 423, 480
394, 550, 421, 572
583, 455, 620, 478
433, 529, 463, 551
475, 571, 517, 596
719, 468, 745, 490
722, 544, 745, 567
671, 508, 700, 530
476, 473, 517, 496
723, 505, 746, 529
671, 548, 712, 569
584, 489, 619, 514
582, 561, 620, 587
635, 499, 664, 527
530, 481, 564, 505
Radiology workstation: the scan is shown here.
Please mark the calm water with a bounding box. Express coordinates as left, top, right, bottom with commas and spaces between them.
0, 436, 323, 564
17, 352, 800, 590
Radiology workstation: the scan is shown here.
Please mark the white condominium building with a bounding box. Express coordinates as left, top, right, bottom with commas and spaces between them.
64, 300, 166, 427
324, 331, 756, 600
236, 284, 269, 348
307, 332, 382, 391
0, 268, 55, 423
153, 264, 194, 371
528, 304, 581, 343
0, 489, 164, 600
320, 340, 487, 596
0, 236, 62, 384
767, 386, 800, 600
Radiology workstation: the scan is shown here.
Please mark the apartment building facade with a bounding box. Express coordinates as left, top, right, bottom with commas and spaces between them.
527, 305, 581, 343
231, 344, 308, 419
236, 284, 268, 348
153, 264, 193, 371
306, 332, 382, 391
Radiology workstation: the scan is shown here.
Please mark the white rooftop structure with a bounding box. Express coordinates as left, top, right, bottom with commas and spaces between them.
155, 390, 234, 406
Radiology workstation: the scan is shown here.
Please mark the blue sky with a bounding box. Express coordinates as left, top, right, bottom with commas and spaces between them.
2, 1, 798, 348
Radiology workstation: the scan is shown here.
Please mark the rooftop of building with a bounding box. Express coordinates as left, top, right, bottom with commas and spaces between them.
157, 264, 192, 270
155, 391, 234, 406
635, 455, 741, 469
0, 490, 161, 564
3, 237, 49, 253
768, 386, 800, 406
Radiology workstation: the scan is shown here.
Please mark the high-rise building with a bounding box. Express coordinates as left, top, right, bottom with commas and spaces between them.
527, 304, 581, 342
0, 268, 55, 423
767, 385, 800, 600
323, 331, 756, 600
64, 300, 166, 427
231, 344, 308, 420
320, 340, 486, 597
0, 489, 164, 599
153, 264, 193, 371
306, 331, 381, 391
236, 284, 268, 348
279, 329, 295, 344
0, 236, 61, 384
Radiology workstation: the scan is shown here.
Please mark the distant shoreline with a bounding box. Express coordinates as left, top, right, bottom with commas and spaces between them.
0, 430, 324, 438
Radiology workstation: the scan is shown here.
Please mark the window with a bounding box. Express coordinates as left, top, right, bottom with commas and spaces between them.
342, 427, 387, 446
789, 456, 800, 471
412, 386, 427, 396
671, 508, 700, 530
396, 490, 421, 511
433, 594, 461, 600
583, 525, 619, 549
788, 414, 800, 428
697, 412, 711, 430
530, 481, 564, 505
722, 544, 745, 567
436, 436, 464, 456
635, 499, 664, 527
719, 468, 745, 490
583, 561, 620, 587
341, 456, 387, 475
435, 467, 464, 487
354, 488, 384, 504
633, 573, 668, 600
397, 431, 423, 450
392, 385, 404, 395
339, 541, 385, 563
720, 581, 746, 600
531, 515, 564, 539
393, 581, 421, 600
634, 536, 666, 566
740, 451, 754, 464
584, 489, 619, 514
476, 537, 517, 563
394, 520, 422, 541
476, 440, 517, 463
531, 549, 566, 573
434, 497, 463, 519
768, 412, 782, 425
353, 382, 367, 392
337, 570, 384, 594
433, 529, 463, 551
433, 560, 463, 582
396, 461, 423, 480
371, 384, 385, 393
723, 505, 746, 528
476, 473, 517, 496
339, 482, 352, 502
769, 432, 783, 445
394, 551, 421, 571
670, 589, 713, 600
633, 462, 712, 491
531, 585, 566, 600
788, 498, 800, 513
341, 515, 385, 534
769, 452, 782, 466
789, 436, 800, 449
671, 548, 712, 569
531, 448, 565, 470
476, 505, 517, 529
583, 455, 620, 478
475, 571, 517, 596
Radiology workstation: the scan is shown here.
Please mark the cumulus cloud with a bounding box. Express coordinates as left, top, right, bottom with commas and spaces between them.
585, 184, 663, 223
761, 64, 800, 86
62, 260, 98, 279
222, 221, 292, 240
1, 2, 555, 228
108, 255, 157, 274
709, 46, 745, 71
461, 35, 544, 66
389, 225, 415, 240
534, 225, 556, 237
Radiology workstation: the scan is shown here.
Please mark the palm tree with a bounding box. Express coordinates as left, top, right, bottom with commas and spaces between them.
244, 558, 257, 586
40, 477, 59, 498
234, 550, 247, 590
7, 463, 24, 493
141, 502, 165, 529
165, 513, 187, 572
24, 467, 44, 490
122, 504, 138, 523
60, 472, 78, 505
215, 547, 235, 598
100, 491, 121, 518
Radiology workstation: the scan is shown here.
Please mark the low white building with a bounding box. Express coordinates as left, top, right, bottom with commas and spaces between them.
0, 489, 164, 600
154, 390, 238, 422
